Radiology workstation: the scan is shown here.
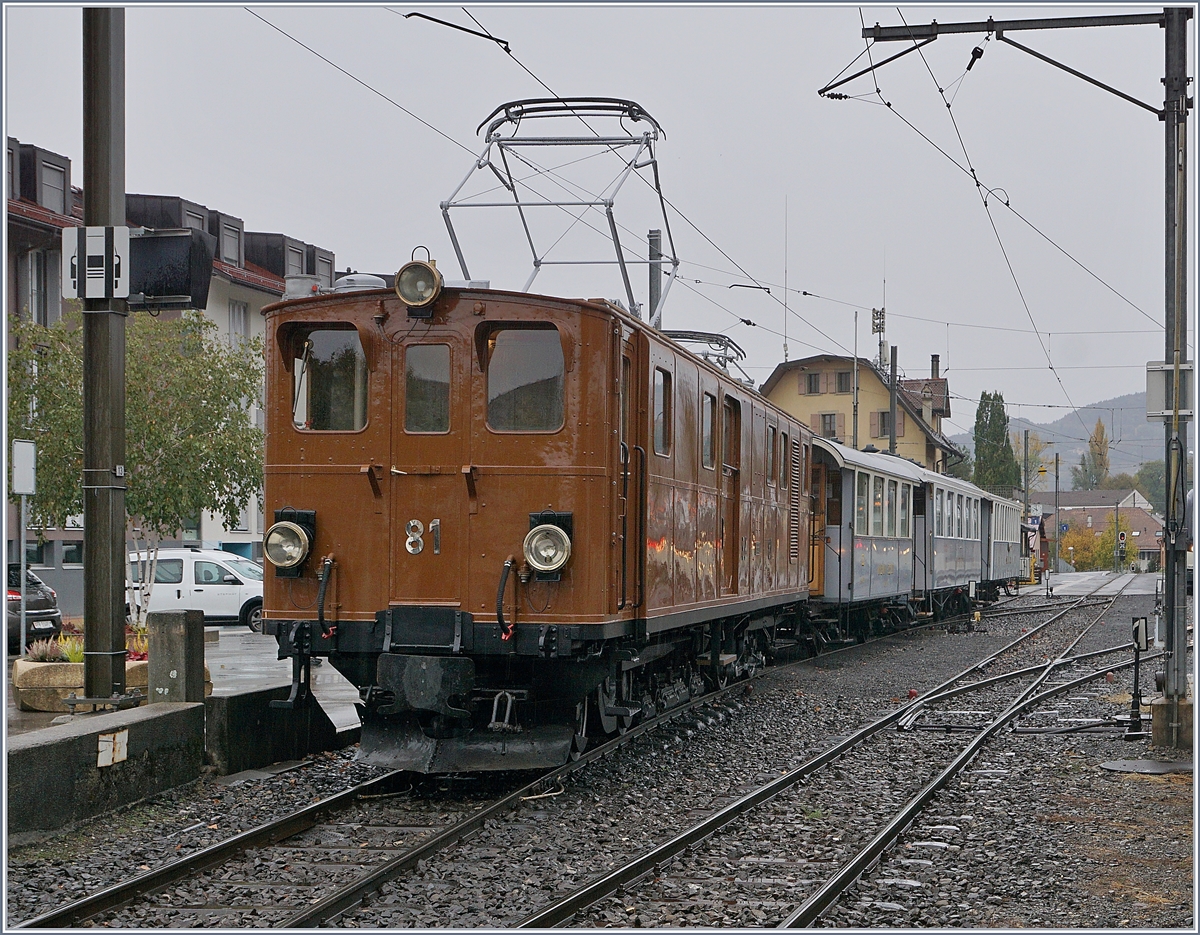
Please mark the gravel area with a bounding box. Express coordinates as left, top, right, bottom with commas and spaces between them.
6, 589, 1190, 929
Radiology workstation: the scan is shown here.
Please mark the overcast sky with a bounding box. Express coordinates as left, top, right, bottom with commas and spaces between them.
5, 3, 1194, 466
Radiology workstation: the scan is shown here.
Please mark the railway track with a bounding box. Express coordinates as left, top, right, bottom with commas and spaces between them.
516, 579, 1141, 928
16, 589, 1109, 928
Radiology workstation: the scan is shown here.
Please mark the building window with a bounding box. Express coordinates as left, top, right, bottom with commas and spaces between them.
232, 506, 250, 532
702, 393, 716, 469
485, 325, 564, 433
405, 344, 451, 433
653, 367, 672, 455
806, 372, 822, 395
229, 300, 249, 343
41, 162, 65, 213
185, 211, 206, 230
836, 370, 852, 393
856, 472, 869, 536
222, 224, 241, 265
286, 246, 305, 277
62, 541, 83, 565
25, 541, 46, 566
877, 410, 892, 438
766, 425, 776, 484
317, 256, 333, 288
28, 249, 48, 325
820, 413, 837, 438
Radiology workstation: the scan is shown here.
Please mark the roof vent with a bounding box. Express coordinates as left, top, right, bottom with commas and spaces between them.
333, 273, 387, 293
863, 444, 880, 453
284, 274, 321, 300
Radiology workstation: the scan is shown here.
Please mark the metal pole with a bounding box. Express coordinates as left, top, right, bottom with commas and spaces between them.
1023, 429, 1030, 522
1162, 6, 1190, 722
1114, 497, 1120, 574
852, 310, 859, 450
647, 229, 662, 328
82, 7, 127, 700
19, 495, 27, 655
1054, 453, 1060, 573
888, 345, 898, 454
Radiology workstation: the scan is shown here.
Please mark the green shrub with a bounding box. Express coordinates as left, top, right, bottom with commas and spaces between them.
57, 633, 85, 663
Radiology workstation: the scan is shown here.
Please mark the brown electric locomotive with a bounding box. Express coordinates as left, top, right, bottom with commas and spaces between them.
261, 261, 813, 771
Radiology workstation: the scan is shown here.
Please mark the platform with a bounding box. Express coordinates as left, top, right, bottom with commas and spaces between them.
1035, 571, 1162, 597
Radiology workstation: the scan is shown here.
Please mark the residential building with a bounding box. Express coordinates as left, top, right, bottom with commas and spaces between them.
1053, 489, 1156, 513
1052, 502, 1163, 572
760, 352, 962, 471
7, 138, 337, 613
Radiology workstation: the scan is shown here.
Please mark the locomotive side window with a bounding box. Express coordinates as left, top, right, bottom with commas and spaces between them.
871, 475, 884, 537
899, 483, 911, 538
855, 472, 869, 535
405, 344, 450, 433
780, 432, 788, 488
653, 368, 672, 455
486, 325, 564, 432
886, 479, 898, 537
293, 327, 368, 432
935, 488, 944, 536
701, 393, 716, 469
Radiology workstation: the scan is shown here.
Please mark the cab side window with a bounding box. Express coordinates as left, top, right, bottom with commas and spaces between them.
293, 327, 369, 432
195, 561, 226, 585
485, 325, 565, 432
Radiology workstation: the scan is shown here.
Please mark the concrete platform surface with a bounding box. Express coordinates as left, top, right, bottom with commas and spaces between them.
1037, 571, 1162, 597
7, 626, 361, 738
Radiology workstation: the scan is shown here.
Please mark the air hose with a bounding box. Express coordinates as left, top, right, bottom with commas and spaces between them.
497, 554, 516, 640
317, 555, 335, 639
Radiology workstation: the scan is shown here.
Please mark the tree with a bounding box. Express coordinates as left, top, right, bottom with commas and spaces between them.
1011, 428, 1052, 492
1060, 513, 1133, 571
8, 309, 264, 622
972, 391, 1021, 489
1136, 460, 1166, 513
945, 450, 974, 481
1071, 417, 1110, 490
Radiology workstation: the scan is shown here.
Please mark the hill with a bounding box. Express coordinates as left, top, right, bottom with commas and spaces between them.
950, 392, 1161, 491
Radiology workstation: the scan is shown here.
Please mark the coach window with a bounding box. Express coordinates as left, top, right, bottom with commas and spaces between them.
766, 426, 777, 485
780, 432, 789, 489
653, 368, 672, 455
405, 345, 450, 433
935, 488, 944, 537
957, 494, 964, 538
486, 325, 565, 432
899, 483, 911, 538
974, 499, 980, 539
855, 472, 869, 536
702, 393, 716, 469
871, 475, 884, 537
886, 479, 898, 537
292, 326, 368, 432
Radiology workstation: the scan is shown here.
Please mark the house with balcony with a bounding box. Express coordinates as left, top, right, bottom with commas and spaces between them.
760, 351, 962, 472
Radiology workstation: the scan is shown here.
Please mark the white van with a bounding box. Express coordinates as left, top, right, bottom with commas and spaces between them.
128, 548, 264, 631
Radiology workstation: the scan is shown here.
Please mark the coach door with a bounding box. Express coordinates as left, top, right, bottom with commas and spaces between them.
720, 397, 741, 595
389, 338, 468, 607
809, 461, 826, 596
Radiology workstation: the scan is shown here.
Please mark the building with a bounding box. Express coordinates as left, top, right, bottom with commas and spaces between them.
1049, 495, 1163, 572
1053, 489, 1156, 513
6, 138, 336, 614
760, 352, 962, 472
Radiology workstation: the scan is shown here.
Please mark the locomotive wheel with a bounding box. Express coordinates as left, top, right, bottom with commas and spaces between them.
594, 677, 625, 736
569, 697, 589, 761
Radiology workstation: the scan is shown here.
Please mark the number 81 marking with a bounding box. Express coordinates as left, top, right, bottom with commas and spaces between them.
405, 518, 441, 555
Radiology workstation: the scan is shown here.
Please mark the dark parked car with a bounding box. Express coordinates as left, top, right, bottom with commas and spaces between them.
7, 564, 63, 654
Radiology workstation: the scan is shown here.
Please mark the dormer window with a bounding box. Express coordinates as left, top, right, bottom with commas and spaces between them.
222, 224, 241, 265
41, 162, 65, 213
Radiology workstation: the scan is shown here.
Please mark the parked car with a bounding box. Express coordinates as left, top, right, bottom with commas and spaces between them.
128, 548, 264, 630
7, 564, 63, 654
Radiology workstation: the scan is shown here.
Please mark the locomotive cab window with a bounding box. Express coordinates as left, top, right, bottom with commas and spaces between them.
780, 432, 789, 488
292, 326, 368, 432
653, 368, 672, 456
485, 325, 564, 432
766, 425, 777, 485
405, 344, 451, 433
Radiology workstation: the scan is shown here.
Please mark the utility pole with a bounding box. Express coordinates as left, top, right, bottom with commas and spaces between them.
1054, 452, 1060, 573
1114, 496, 1121, 574
888, 345, 898, 454
852, 309, 859, 450
1023, 429, 1030, 523
842, 5, 1192, 745
82, 7, 128, 701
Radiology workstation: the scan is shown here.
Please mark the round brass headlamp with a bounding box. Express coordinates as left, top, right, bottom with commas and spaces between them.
264, 521, 311, 568
523, 524, 572, 573
394, 259, 443, 308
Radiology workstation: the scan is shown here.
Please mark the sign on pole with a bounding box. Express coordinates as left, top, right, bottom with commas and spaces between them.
61, 226, 130, 299
12, 439, 36, 495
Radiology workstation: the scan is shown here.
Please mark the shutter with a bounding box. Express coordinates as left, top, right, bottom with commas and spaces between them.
897, 410, 905, 437
788, 438, 802, 562
798, 372, 806, 394
837, 413, 846, 438
820, 371, 829, 393
810, 413, 820, 433
869, 411, 879, 438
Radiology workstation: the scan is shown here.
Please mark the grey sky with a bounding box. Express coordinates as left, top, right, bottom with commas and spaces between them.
5, 3, 1194, 466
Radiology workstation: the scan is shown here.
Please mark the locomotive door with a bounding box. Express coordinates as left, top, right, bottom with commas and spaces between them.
719, 397, 741, 595
809, 461, 826, 596
389, 338, 467, 607
615, 336, 645, 613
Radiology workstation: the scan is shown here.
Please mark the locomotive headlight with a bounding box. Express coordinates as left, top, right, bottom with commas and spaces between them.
523, 524, 572, 573
264, 521, 312, 568
394, 259, 443, 308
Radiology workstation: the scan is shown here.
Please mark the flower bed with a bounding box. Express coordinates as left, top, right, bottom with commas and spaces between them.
10, 659, 211, 713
